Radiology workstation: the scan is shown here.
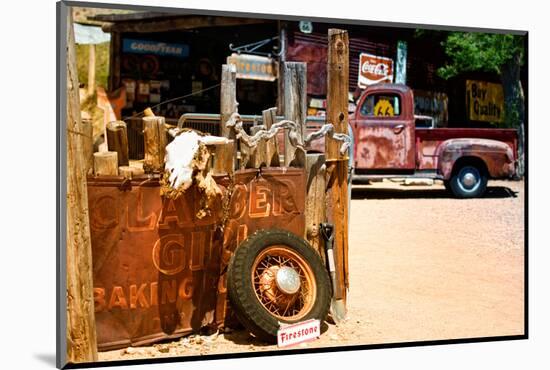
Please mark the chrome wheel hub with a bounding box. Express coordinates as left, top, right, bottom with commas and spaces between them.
461, 172, 477, 188
275, 266, 301, 295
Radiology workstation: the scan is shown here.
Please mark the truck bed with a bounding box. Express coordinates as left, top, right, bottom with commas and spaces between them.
415, 128, 518, 171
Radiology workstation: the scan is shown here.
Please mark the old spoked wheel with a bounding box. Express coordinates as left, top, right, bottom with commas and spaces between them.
227, 229, 331, 343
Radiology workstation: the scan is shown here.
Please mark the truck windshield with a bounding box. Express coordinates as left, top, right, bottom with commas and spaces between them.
361, 94, 401, 117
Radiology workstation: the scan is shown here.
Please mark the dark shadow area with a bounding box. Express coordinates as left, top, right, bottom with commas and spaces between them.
352, 186, 518, 200
33, 353, 57, 367
222, 329, 273, 347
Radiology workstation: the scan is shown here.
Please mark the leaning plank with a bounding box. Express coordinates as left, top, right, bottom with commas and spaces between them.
305, 153, 327, 262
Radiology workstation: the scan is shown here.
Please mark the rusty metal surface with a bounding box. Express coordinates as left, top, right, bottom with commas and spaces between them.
415, 127, 518, 172
87, 167, 306, 350
435, 138, 516, 179
214, 167, 306, 327
88, 175, 226, 350
353, 85, 416, 170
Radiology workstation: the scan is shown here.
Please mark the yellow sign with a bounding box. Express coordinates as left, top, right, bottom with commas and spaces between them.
374, 99, 395, 116
466, 80, 504, 123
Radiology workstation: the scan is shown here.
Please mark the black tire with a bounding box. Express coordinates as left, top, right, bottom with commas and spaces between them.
227, 229, 331, 343
443, 180, 452, 193
449, 164, 488, 198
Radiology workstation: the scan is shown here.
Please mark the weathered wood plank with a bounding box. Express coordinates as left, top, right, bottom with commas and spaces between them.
106, 120, 129, 166
209, 140, 235, 176
262, 107, 280, 167
65, 9, 98, 363
325, 28, 350, 308
143, 116, 167, 173
93, 151, 118, 176
305, 153, 327, 262
282, 62, 307, 167
220, 64, 238, 169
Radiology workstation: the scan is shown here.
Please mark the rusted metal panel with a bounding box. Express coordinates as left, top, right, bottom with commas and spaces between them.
88, 175, 225, 350
214, 167, 306, 327
436, 138, 516, 179
88, 167, 306, 350
353, 85, 416, 170
416, 128, 518, 174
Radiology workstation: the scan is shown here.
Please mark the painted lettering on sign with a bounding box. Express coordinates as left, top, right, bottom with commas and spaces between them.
122, 39, 189, 58
94, 278, 195, 312
358, 53, 394, 88
466, 80, 504, 123
227, 53, 278, 81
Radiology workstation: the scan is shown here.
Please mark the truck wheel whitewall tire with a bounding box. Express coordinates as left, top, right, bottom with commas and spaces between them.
449, 165, 488, 198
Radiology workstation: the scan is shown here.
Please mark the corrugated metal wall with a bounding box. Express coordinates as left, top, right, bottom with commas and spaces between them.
288, 31, 397, 96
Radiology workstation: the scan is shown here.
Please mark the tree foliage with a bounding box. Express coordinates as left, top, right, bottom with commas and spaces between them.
438, 32, 524, 79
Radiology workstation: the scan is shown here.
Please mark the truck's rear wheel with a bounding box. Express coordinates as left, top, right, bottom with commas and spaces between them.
227, 229, 331, 343
449, 164, 487, 198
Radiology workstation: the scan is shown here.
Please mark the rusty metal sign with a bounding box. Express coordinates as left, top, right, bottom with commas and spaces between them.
88, 175, 225, 350
214, 168, 306, 328
87, 167, 306, 350
227, 53, 279, 81
358, 53, 394, 87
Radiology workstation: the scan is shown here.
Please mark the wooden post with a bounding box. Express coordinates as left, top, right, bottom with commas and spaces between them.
65, 10, 98, 363
81, 117, 94, 174
283, 62, 307, 167
277, 22, 287, 116
325, 29, 350, 307
93, 151, 118, 176
262, 107, 280, 166
210, 140, 235, 176
87, 44, 96, 96
108, 32, 121, 92
220, 64, 237, 168
106, 121, 129, 166
143, 116, 167, 173
305, 153, 327, 262
247, 126, 268, 168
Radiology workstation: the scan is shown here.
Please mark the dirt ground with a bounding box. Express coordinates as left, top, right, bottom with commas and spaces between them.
99, 179, 525, 361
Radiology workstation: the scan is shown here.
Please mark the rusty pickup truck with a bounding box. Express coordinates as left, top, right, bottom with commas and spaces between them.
334, 84, 518, 198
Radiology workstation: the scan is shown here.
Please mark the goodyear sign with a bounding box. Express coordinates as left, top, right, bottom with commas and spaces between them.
466, 80, 504, 123
122, 39, 189, 58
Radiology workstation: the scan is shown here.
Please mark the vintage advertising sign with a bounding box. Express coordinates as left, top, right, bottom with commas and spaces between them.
414, 90, 449, 127
122, 39, 189, 58
87, 177, 223, 350
227, 53, 279, 81
277, 319, 321, 348
358, 53, 394, 88
466, 80, 504, 123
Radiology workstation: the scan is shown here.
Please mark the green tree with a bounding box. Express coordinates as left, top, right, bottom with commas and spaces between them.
438, 32, 526, 176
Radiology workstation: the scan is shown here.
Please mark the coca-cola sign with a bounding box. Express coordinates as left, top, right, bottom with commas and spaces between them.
358, 53, 394, 87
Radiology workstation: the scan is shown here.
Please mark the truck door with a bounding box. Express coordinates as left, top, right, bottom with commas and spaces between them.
354, 90, 415, 170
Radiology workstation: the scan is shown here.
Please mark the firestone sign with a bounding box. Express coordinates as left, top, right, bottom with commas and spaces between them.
358, 53, 394, 88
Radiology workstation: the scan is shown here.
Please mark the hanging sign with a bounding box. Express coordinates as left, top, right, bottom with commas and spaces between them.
122, 39, 189, 58
466, 80, 504, 123
358, 53, 394, 88
227, 53, 278, 81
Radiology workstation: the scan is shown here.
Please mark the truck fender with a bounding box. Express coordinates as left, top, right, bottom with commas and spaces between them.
435, 138, 515, 180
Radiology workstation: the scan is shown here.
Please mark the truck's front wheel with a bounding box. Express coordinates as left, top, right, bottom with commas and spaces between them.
449, 164, 487, 198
